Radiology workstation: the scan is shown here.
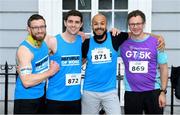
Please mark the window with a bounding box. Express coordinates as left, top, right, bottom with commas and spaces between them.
62, 0, 128, 33
39, 0, 152, 35
39, 0, 152, 107
62, 0, 92, 33
98, 0, 128, 32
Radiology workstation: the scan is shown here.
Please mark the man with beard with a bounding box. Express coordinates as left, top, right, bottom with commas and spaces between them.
81, 13, 165, 114
81, 13, 128, 114
14, 14, 59, 114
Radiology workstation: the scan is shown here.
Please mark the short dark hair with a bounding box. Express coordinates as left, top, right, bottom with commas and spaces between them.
64, 10, 83, 31
27, 14, 46, 27
64, 10, 83, 23
127, 10, 146, 23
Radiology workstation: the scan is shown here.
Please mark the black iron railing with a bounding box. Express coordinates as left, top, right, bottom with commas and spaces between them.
0, 61, 179, 114
0, 62, 17, 114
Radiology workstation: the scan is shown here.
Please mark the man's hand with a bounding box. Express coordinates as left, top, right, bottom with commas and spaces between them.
146, 33, 165, 50
111, 28, 121, 36
157, 35, 165, 51
78, 31, 89, 42
48, 60, 60, 76
159, 92, 166, 108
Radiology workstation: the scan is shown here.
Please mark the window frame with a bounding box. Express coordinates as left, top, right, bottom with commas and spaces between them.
39, 0, 152, 35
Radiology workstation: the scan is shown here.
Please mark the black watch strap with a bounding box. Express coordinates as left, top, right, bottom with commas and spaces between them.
160, 89, 167, 94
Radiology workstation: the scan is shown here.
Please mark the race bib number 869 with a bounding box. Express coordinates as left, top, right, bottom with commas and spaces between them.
129, 61, 148, 73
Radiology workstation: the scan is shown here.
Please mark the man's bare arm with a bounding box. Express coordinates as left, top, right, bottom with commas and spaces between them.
158, 63, 168, 108
17, 46, 59, 88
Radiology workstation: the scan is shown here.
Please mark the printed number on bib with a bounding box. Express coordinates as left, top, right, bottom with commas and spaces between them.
129, 61, 148, 73
66, 73, 81, 86
91, 48, 111, 63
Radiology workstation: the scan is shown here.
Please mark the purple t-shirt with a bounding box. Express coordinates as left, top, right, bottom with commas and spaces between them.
120, 35, 162, 92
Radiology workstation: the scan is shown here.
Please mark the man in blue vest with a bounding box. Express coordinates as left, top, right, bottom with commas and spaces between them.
82, 13, 129, 114
45, 10, 84, 114
14, 14, 59, 114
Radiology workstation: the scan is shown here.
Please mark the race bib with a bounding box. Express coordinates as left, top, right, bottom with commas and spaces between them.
129, 61, 148, 73
65, 73, 81, 86
91, 48, 111, 63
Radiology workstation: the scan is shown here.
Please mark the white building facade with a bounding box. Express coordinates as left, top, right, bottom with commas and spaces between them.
0, 0, 180, 114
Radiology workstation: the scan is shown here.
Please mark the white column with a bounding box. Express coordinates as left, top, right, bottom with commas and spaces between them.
39, 0, 62, 35
128, 0, 152, 32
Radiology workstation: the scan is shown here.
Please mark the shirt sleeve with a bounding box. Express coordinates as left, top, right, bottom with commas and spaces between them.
111, 32, 129, 51
82, 39, 90, 58
157, 50, 168, 64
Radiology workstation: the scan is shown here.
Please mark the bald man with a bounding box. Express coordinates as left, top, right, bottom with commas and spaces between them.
81, 13, 129, 114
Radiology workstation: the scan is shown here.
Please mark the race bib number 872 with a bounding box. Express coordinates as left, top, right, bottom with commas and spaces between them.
65, 73, 81, 86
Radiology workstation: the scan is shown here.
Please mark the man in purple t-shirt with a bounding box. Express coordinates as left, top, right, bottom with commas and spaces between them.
120, 10, 168, 114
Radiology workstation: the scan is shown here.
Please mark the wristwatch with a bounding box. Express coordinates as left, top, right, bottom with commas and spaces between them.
160, 89, 167, 94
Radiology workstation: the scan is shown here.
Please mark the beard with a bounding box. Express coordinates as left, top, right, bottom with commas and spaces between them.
93, 29, 107, 40
32, 33, 46, 42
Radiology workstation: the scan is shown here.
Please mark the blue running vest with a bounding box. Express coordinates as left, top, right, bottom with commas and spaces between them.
83, 32, 118, 92
47, 34, 82, 101
15, 40, 49, 99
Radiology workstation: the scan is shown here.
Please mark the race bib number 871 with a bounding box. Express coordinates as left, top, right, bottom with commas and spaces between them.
91, 48, 111, 63
129, 61, 148, 73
